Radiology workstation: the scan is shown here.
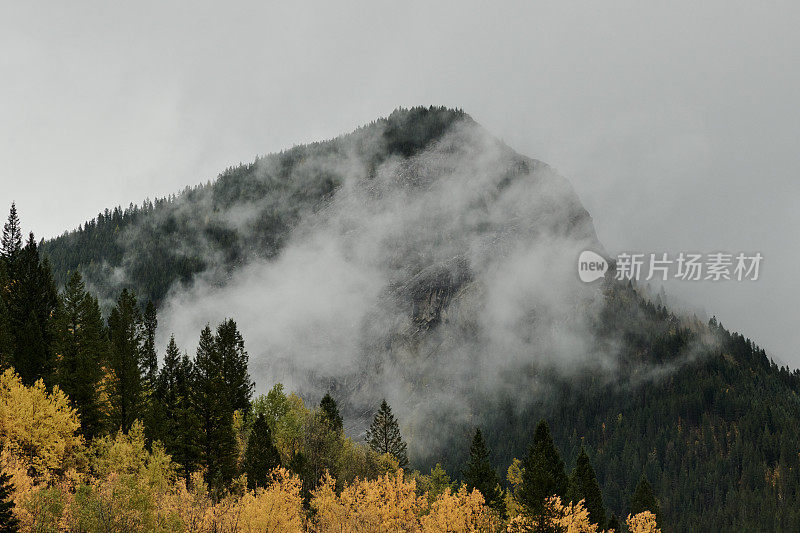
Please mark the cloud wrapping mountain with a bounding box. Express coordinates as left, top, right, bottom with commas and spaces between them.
152, 116, 613, 453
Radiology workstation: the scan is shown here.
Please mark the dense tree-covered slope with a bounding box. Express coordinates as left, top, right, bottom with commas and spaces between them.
38, 106, 800, 531
42, 107, 476, 307
469, 280, 800, 531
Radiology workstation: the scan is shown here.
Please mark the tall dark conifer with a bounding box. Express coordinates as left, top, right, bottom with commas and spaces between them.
153, 336, 201, 478
243, 413, 281, 490
172, 351, 202, 479
52, 271, 107, 439
566, 447, 606, 527
0, 204, 22, 270
194, 325, 238, 494
150, 335, 178, 446
6, 233, 57, 385
319, 392, 343, 432
142, 301, 158, 386
107, 289, 145, 432
0, 265, 12, 371
366, 399, 408, 468
630, 474, 660, 524
519, 419, 568, 519
0, 204, 21, 373
214, 318, 253, 415
463, 428, 505, 516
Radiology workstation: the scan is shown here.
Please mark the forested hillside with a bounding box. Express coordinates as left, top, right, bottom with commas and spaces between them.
4, 106, 798, 531
0, 208, 655, 531
42, 107, 475, 307
473, 281, 800, 531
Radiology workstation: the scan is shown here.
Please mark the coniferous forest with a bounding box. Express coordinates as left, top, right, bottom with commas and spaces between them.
1, 108, 800, 532
0, 202, 654, 532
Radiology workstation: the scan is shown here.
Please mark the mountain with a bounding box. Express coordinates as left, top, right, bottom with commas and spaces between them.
43, 106, 596, 307
41, 106, 800, 531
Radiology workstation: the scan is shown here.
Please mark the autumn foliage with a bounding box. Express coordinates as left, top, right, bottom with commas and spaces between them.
0, 366, 666, 532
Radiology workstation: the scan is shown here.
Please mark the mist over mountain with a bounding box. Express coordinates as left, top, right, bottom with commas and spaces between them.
41, 107, 800, 530
45, 106, 611, 413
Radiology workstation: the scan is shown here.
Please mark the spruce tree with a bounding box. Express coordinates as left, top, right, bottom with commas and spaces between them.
0, 463, 17, 532
151, 336, 203, 478
519, 419, 568, 517
0, 266, 13, 371
149, 335, 179, 447
0, 204, 22, 271
6, 234, 57, 385
243, 413, 281, 490
366, 399, 408, 468
194, 324, 238, 494
630, 474, 660, 523
52, 272, 107, 439
0, 204, 20, 371
214, 318, 253, 415
140, 300, 160, 442
155, 336, 181, 406
319, 392, 343, 432
171, 351, 203, 479
107, 288, 146, 432
463, 428, 505, 516
142, 301, 158, 386
566, 447, 606, 527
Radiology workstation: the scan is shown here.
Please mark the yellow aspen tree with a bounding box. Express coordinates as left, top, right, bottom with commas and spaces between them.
507, 496, 598, 533
626, 511, 661, 533
238, 468, 304, 532
0, 368, 82, 479
420, 484, 496, 533
311, 469, 424, 532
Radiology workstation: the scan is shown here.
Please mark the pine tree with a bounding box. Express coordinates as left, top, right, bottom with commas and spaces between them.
155, 336, 181, 406
243, 413, 281, 490
366, 399, 408, 468
0, 449, 19, 532
630, 474, 660, 524
171, 351, 202, 479
194, 324, 238, 494
519, 419, 568, 517
566, 447, 606, 527
463, 428, 505, 516
0, 265, 13, 371
52, 271, 107, 439
142, 300, 158, 386
140, 300, 161, 442
6, 234, 57, 385
149, 335, 179, 447
214, 318, 253, 415
319, 392, 343, 432
0, 204, 22, 271
107, 288, 146, 432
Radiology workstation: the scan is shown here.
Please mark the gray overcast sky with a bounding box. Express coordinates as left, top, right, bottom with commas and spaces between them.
1, 1, 798, 365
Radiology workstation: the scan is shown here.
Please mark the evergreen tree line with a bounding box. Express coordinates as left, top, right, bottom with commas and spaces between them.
0, 203, 662, 531
0, 203, 418, 505
0, 203, 252, 495
461, 421, 660, 531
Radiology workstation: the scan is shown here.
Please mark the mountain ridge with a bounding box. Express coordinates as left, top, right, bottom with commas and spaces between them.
37, 106, 800, 531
